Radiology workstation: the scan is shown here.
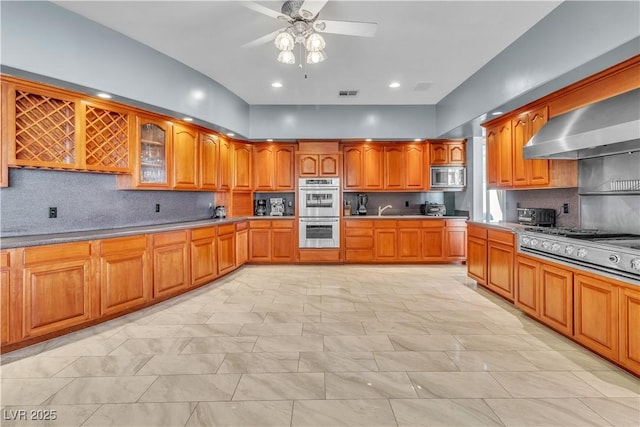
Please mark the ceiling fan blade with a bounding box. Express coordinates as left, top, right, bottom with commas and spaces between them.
299, 0, 329, 20
313, 19, 377, 37
241, 29, 283, 48
243, 2, 288, 21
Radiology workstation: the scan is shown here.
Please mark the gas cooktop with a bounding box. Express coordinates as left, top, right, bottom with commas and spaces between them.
524, 227, 640, 240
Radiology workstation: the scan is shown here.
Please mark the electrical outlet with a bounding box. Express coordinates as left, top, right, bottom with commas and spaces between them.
405, 201, 409, 207
155, 203, 160, 213
563, 203, 569, 214
49, 207, 57, 218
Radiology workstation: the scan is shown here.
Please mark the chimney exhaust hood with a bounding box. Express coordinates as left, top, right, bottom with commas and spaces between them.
523, 88, 640, 160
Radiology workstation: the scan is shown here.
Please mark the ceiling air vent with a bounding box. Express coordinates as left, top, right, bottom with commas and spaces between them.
413, 82, 432, 92
339, 90, 359, 97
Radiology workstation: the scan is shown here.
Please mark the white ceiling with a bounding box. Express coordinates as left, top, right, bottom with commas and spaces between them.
54, 1, 561, 106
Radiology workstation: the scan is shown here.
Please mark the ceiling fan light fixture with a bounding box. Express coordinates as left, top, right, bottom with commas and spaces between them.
274, 31, 295, 51
305, 33, 325, 52
277, 50, 296, 64
306, 49, 327, 64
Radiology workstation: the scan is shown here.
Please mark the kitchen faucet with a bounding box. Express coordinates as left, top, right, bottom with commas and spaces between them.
378, 204, 393, 216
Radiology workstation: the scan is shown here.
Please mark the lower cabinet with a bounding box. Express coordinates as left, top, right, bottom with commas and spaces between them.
217, 224, 236, 275
99, 236, 151, 316
1, 251, 14, 345
249, 220, 295, 262
236, 222, 249, 266
466, 224, 487, 285
486, 229, 515, 301
152, 231, 190, 299
514, 255, 540, 318
619, 285, 640, 374
191, 226, 218, 287
344, 218, 467, 263
539, 263, 573, 335
573, 273, 619, 360
21, 242, 93, 339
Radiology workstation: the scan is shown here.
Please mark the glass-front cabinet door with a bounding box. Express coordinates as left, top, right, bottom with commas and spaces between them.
138, 116, 170, 187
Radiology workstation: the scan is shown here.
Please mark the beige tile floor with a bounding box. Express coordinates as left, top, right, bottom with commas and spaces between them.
1, 265, 639, 426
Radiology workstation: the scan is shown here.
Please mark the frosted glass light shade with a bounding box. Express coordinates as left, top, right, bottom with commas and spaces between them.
274, 31, 295, 51
277, 50, 296, 64
305, 33, 325, 52
306, 49, 327, 64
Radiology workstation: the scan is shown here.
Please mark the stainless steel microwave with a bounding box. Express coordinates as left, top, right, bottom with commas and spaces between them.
430, 166, 466, 189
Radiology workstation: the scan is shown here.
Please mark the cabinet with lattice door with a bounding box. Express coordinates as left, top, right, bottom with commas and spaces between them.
2, 77, 134, 173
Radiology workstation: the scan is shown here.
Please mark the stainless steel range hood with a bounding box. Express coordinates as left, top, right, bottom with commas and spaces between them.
523, 88, 640, 160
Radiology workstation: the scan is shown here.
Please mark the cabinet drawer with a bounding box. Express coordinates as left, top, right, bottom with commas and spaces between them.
345, 237, 374, 249
346, 228, 373, 237
468, 224, 488, 239
235, 222, 249, 231
101, 235, 147, 254
488, 228, 514, 246
398, 220, 422, 228
218, 224, 235, 235
192, 226, 217, 241
374, 221, 397, 228
422, 220, 446, 228
272, 220, 295, 229
345, 220, 373, 228
23, 242, 91, 265
250, 220, 271, 229
446, 219, 467, 227
153, 230, 188, 247
0, 251, 9, 268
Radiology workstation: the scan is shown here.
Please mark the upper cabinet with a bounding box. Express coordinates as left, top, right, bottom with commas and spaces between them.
485, 106, 577, 190
299, 154, 339, 177
218, 137, 231, 190
253, 143, 295, 191
429, 140, 466, 165
1, 77, 133, 174
172, 124, 198, 189
118, 115, 171, 189
199, 132, 219, 190
343, 142, 426, 191
232, 141, 252, 190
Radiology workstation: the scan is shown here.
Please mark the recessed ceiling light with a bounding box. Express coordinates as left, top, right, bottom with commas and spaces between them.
389, 82, 401, 88
414, 138, 422, 142
183, 117, 193, 122
492, 111, 503, 116
191, 90, 205, 100
267, 139, 274, 142
97, 92, 112, 99
226, 132, 235, 137
365, 138, 373, 142
271, 82, 283, 88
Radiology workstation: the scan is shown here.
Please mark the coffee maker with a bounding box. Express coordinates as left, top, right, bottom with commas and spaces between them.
255, 199, 267, 216
357, 194, 368, 215
269, 198, 285, 216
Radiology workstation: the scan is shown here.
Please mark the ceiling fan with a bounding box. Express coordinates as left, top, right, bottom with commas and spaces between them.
243, 0, 377, 65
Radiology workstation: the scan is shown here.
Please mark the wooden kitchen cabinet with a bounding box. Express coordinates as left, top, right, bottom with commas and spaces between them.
172, 124, 198, 189
232, 142, 252, 190
383, 145, 404, 189
344, 220, 375, 262
512, 109, 550, 187
398, 221, 421, 261
539, 263, 573, 335
217, 224, 236, 275
573, 273, 619, 360
422, 220, 445, 261
235, 222, 249, 266
190, 226, 218, 287
514, 254, 540, 318
445, 219, 467, 260
299, 154, 339, 177
218, 137, 231, 190
374, 221, 398, 260
1, 251, 14, 344
253, 144, 295, 191
199, 132, 219, 190
466, 224, 487, 285
383, 143, 425, 190
343, 145, 363, 189
342, 143, 384, 190
497, 121, 513, 187
429, 140, 466, 165
485, 127, 499, 188
249, 220, 295, 263
98, 236, 150, 316
21, 242, 93, 339
152, 231, 190, 299
619, 284, 640, 375
486, 229, 515, 301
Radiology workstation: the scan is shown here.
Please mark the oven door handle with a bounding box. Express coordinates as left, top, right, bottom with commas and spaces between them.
299, 218, 340, 223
